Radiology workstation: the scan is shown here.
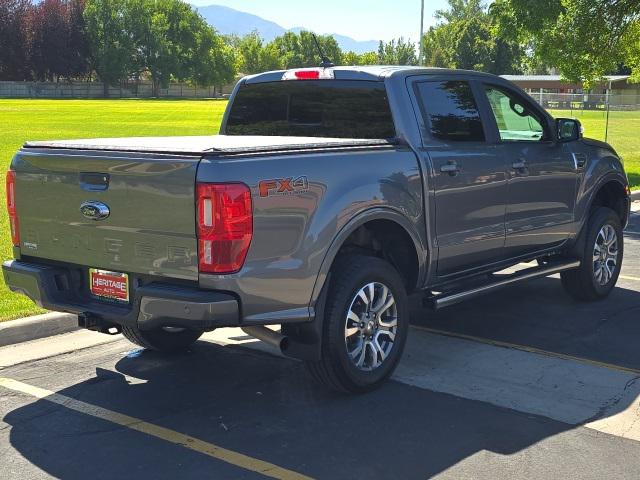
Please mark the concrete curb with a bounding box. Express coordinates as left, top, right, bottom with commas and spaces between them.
631, 190, 640, 202
0, 312, 78, 348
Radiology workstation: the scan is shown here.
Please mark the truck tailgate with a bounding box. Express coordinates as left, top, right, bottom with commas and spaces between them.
13, 148, 200, 281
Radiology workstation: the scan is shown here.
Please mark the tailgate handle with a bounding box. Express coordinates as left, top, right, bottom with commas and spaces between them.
80, 172, 110, 191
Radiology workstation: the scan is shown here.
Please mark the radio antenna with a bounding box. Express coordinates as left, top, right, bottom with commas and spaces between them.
311, 33, 335, 68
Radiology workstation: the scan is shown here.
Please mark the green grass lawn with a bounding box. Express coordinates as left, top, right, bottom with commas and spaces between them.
0, 99, 227, 321
0, 100, 638, 322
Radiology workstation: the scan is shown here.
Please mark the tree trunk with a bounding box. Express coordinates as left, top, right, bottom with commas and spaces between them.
151, 75, 160, 98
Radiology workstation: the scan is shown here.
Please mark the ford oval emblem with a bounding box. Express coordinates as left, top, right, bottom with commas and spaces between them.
80, 201, 110, 221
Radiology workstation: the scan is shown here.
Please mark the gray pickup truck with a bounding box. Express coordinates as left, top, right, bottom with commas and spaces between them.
3, 66, 631, 392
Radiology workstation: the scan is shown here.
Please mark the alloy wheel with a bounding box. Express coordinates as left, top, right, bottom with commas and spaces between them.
593, 224, 619, 286
344, 282, 398, 371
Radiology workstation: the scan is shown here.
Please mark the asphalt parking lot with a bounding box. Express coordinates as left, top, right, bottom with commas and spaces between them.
1, 203, 639, 480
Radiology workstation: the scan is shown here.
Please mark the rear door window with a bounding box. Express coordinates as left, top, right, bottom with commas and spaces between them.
225, 80, 396, 139
415, 81, 485, 142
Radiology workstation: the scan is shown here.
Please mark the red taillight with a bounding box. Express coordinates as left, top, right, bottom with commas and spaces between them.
196, 183, 252, 274
5, 170, 19, 247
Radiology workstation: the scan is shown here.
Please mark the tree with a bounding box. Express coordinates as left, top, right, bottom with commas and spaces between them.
342, 50, 378, 66
29, 0, 90, 81
128, 0, 236, 95
190, 26, 237, 88
377, 38, 417, 65
269, 31, 342, 68
84, 0, 135, 96
65, 0, 91, 79
235, 31, 282, 74
0, 0, 31, 80
358, 51, 378, 65
421, 0, 523, 75
492, 0, 640, 84
422, 25, 454, 68
85, 0, 235, 96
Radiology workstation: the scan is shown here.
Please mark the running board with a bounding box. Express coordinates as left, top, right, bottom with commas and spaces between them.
425, 260, 581, 310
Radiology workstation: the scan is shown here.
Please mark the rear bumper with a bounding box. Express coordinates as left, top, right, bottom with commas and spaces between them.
2, 260, 239, 331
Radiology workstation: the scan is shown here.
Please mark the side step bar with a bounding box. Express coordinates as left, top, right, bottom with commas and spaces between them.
425, 260, 581, 310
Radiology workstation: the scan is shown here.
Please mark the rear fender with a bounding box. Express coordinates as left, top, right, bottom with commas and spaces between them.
309, 207, 426, 310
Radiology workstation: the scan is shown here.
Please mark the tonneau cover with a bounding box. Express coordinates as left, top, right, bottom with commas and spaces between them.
24, 135, 393, 155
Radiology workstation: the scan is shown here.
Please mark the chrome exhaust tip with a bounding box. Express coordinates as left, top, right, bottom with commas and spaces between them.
241, 326, 289, 353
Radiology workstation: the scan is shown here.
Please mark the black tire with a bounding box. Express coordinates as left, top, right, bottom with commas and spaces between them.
121, 325, 203, 352
305, 254, 409, 393
561, 207, 624, 301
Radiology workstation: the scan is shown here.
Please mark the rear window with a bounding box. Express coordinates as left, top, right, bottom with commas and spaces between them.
225, 80, 396, 139
415, 81, 485, 142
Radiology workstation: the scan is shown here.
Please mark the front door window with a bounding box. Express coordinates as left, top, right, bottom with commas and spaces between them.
484, 86, 546, 142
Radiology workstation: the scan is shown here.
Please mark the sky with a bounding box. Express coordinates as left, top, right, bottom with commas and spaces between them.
190, 0, 450, 42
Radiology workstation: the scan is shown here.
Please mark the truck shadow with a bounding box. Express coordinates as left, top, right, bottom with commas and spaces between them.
3, 272, 640, 478
1, 342, 576, 479
411, 275, 640, 370
3, 295, 640, 480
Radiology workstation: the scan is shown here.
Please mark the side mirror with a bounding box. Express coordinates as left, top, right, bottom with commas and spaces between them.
556, 118, 583, 142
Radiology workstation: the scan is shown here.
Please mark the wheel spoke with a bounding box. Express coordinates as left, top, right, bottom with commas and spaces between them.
357, 287, 369, 306
347, 310, 360, 324
367, 283, 375, 306
378, 316, 397, 329
377, 297, 395, 317
595, 265, 603, 283
606, 261, 615, 277
373, 285, 388, 311
603, 265, 611, 284
368, 342, 380, 369
373, 338, 386, 362
377, 328, 396, 342
346, 327, 360, 337
351, 341, 365, 366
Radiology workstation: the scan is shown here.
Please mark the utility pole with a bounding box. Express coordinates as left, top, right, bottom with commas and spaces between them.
418, 0, 425, 65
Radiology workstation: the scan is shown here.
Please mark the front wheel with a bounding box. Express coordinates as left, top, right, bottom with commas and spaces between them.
561, 207, 624, 301
305, 254, 409, 393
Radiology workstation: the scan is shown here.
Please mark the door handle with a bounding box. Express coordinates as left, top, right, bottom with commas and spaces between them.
512, 160, 527, 171
440, 162, 461, 176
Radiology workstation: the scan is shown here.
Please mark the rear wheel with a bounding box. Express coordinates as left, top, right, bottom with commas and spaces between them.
561, 207, 623, 301
121, 325, 203, 352
305, 254, 409, 393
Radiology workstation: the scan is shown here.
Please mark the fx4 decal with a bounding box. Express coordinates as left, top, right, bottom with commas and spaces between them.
258, 176, 309, 197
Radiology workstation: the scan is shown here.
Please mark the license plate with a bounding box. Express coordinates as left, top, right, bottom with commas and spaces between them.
89, 268, 129, 302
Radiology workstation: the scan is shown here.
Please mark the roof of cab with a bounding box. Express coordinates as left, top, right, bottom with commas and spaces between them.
243, 65, 503, 84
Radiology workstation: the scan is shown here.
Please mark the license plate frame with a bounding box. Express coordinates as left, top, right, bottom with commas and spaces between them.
89, 268, 130, 303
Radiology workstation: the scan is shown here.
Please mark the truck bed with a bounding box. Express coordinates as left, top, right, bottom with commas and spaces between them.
24, 135, 394, 156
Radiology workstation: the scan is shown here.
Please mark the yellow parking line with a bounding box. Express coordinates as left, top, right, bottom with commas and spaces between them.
412, 326, 640, 376
620, 274, 640, 282
0, 377, 312, 480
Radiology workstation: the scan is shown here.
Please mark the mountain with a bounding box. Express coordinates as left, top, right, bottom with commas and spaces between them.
196, 5, 286, 41
195, 5, 379, 54
288, 27, 379, 54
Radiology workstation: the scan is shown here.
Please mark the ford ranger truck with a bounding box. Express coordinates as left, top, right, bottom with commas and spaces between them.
3, 67, 632, 392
